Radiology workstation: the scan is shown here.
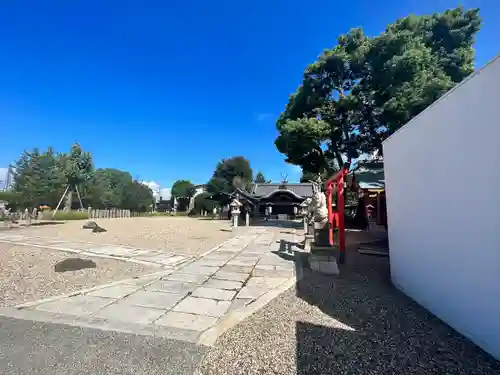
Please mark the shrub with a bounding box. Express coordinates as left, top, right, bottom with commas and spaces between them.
50, 210, 89, 221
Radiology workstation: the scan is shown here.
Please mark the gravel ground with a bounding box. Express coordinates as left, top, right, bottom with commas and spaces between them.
0, 242, 157, 307
198, 250, 500, 375
15, 217, 233, 257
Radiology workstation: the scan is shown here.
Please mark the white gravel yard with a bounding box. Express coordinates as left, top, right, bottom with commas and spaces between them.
17, 217, 233, 257
0, 243, 157, 308
198, 251, 500, 375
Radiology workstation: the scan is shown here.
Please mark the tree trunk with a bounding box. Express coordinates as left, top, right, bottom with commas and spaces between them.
64, 187, 73, 211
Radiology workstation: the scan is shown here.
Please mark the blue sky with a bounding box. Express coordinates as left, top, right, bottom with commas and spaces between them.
0, 0, 498, 189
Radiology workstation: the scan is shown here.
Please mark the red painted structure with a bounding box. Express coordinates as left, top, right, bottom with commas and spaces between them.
324, 165, 349, 264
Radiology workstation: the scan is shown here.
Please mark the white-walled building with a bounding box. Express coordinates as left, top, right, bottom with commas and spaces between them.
0, 167, 14, 191
383, 56, 500, 360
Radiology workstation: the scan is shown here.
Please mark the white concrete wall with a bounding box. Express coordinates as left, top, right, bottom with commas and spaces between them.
383, 56, 500, 360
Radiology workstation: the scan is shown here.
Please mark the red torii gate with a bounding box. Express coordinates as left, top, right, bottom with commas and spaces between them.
324, 164, 349, 264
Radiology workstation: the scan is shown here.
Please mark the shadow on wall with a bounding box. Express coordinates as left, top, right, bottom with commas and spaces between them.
293, 249, 500, 375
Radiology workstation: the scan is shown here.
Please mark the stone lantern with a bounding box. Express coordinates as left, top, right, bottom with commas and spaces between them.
230, 199, 242, 227
299, 200, 308, 216
300, 200, 309, 233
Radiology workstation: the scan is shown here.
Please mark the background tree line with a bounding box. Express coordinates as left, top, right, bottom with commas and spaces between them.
275, 7, 481, 176
3, 143, 154, 212
170, 156, 271, 214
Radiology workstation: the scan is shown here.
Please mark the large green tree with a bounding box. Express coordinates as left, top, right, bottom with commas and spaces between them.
87, 168, 134, 208
10, 143, 153, 212
57, 142, 94, 210
254, 171, 271, 183
171, 179, 195, 211
275, 7, 481, 176
171, 180, 195, 198
122, 181, 154, 212
11, 147, 66, 208
206, 156, 253, 194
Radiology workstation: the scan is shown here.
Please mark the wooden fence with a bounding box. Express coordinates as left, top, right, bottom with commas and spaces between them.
88, 208, 131, 219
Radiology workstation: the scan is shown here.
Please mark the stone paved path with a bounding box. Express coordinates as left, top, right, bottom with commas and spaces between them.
0, 233, 191, 268
0, 227, 301, 346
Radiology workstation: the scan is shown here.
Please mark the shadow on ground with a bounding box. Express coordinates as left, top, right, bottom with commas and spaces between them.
54, 258, 97, 272
257, 220, 303, 229
294, 249, 500, 375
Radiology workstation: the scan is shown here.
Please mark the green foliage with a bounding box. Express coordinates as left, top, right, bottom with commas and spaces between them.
254, 171, 271, 183
171, 180, 195, 198
0, 191, 22, 211
193, 192, 216, 214
51, 210, 89, 220
276, 6, 481, 174
171, 180, 195, 212
9, 144, 153, 212
300, 170, 327, 183
86, 169, 154, 212
206, 156, 253, 194
12, 147, 66, 208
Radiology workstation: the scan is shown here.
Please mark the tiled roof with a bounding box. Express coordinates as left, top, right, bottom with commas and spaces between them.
252, 183, 314, 198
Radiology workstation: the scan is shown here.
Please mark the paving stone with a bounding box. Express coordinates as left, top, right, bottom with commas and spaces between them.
258, 256, 293, 267
127, 249, 155, 257
35, 296, 112, 316
190, 258, 228, 267
204, 251, 235, 260
179, 264, 220, 275
87, 284, 141, 299
155, 311, 218, 331
147, 280, 198, 294
236, 286, 268, 299
252, 268, 295, 278
220, 265, 253, 274
94, 303, 165, 324
217, 246, 242, 253
213, 271, 249, 282
243, 245, 269, 253
172, 297, 231, 317
88, 246, 134, 256
204, 278, 242, 291
192, 287, 236, 301
165, 272, 210, 284
123, 275, 168, 287
138, 254, 188, 266
246, 276, 288, 289
229, 298, 254, 312
122, 290, 186, 309
254, 264, 275, 271
227, 258, 258, 267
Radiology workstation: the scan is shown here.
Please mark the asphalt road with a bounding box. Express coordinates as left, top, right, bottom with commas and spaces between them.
0, 315, 207, 375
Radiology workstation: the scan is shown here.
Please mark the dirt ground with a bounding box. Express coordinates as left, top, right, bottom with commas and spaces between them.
12, 217, 233, 257
0, 242, 158, 307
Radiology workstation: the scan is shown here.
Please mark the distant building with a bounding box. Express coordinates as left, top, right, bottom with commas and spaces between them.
206, 182, 314, 220
247, 182, 313, 218
0, 167, 14, 191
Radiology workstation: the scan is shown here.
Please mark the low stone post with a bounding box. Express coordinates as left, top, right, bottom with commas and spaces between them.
25, 208, 32, 226
245, 211, 250, 226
